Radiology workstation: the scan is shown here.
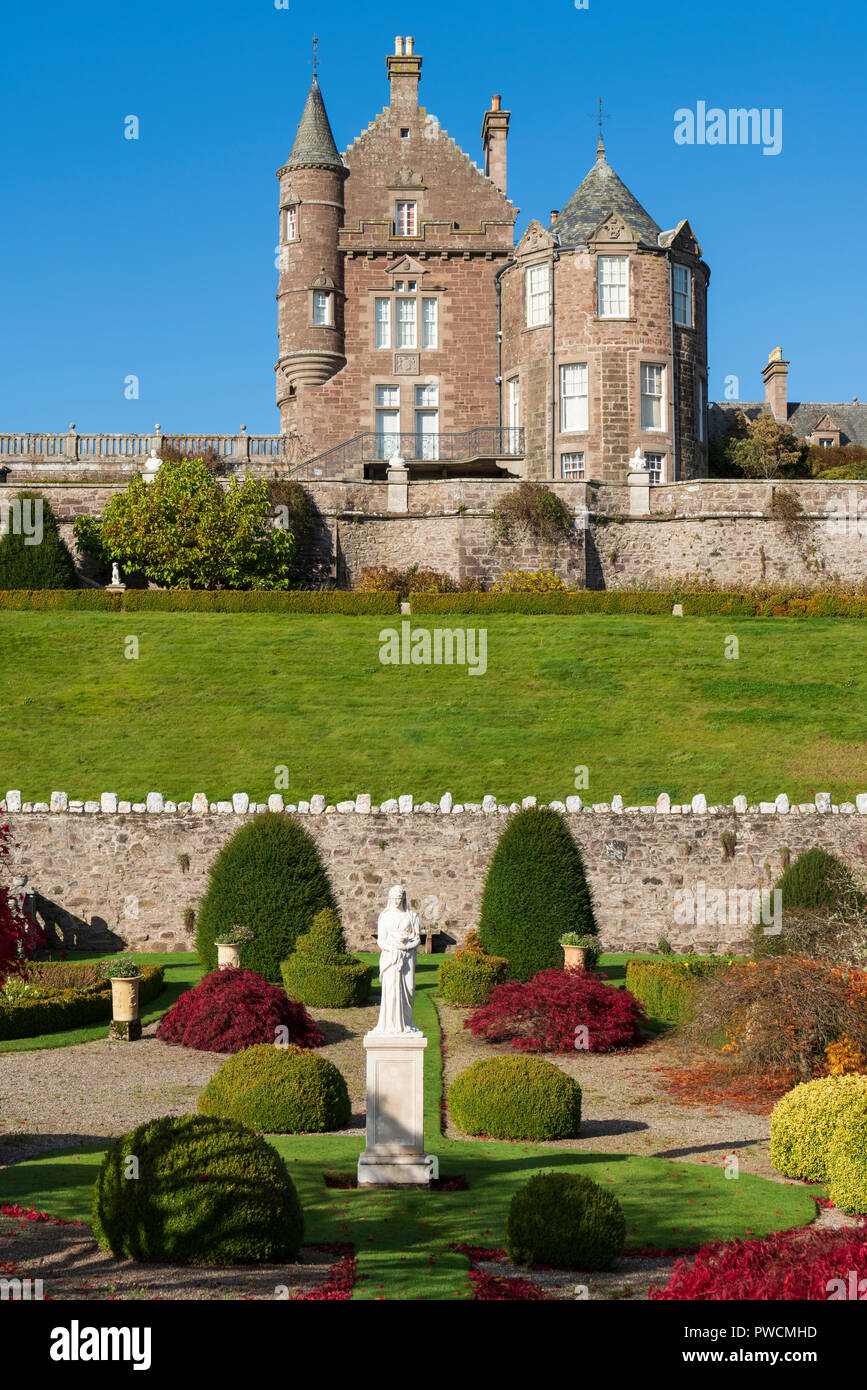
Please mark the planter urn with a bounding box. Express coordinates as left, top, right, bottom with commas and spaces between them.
109, 975, 142, 1041
217, 943, 242, 970
562, 945, 590, 971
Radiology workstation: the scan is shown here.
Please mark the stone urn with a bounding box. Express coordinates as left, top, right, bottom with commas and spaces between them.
563, 944, 590, 971
217, 942, 242, 970
109, 975, 142, 1041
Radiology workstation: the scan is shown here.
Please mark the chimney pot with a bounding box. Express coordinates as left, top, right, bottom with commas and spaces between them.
492, 94, 501, 110
405, 36, 414, 55
394, 36, 403, 55
550, 209, 559, 227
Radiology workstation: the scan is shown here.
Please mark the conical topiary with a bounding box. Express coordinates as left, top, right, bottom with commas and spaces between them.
479, 807, 596, 980
281, 907, 373, 1007
0, 492, 78, 589
777, 848, 854, 911
195, 812, 336, 980
752, 847, 859, 959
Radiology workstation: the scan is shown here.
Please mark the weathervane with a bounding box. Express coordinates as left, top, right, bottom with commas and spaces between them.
311, 33, 319, 80
590, 97, 610, 153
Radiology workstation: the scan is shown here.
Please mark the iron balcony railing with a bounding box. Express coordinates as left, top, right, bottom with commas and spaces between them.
293, 427, 525, 479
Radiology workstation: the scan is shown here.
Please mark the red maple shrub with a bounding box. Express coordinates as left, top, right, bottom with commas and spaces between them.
156, 967, 325, 1053
0, 823, 46, 982
649, 1225, 867, 1300
465, 968, 647, 1053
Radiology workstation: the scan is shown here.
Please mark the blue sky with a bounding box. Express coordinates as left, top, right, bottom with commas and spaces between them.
1, 0, 864, 433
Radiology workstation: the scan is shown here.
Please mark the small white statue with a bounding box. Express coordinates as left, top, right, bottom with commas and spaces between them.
111, 562, 122, 587
372, 884, 421, 1035
629, 446, 647, 472
387, 449, 405, 471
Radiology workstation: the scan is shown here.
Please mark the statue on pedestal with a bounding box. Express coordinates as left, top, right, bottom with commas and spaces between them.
371, 884, 421, 1035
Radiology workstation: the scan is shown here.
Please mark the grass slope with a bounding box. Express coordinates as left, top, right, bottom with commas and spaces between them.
0, 956, 815, 1300
1, 612, 865, 803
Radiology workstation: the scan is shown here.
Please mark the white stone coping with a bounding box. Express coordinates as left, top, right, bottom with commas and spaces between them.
3, 790, 866, 817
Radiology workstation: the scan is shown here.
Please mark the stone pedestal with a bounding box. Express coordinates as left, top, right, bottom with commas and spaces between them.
387, 465, 409, 513
357, 1031, 432, 1186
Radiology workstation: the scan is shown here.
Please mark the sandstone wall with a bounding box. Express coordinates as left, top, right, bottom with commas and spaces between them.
4, 798, 866, 958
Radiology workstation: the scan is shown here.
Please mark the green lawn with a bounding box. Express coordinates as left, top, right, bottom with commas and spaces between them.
0, 956, 816, 1300
0, 611, 865, 804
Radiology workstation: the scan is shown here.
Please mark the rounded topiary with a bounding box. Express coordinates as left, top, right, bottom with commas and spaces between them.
827, 1110, 867, 1215
92, 1114, 304, 1264
0, 492, 78, 590
769, 1074, 867, 1181
448, 1056, 581, 1141
280, 908, 373, 1007
156, 967, 324, 1053
199, 1043, 351, 1133
506, 1171, 626, 1270
195, 812, 337, 979
479, 807, 596, 980
438, 933, 509, 1007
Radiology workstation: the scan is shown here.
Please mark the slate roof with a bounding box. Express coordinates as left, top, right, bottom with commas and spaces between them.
709, 400, 867, 446
284, 76, 343, 172
552, 142, 661, 248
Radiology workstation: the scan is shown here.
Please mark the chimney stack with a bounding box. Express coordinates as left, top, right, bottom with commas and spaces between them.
761, 346, 789, 422
481, 94, 510, 195
386, 36, 422, 115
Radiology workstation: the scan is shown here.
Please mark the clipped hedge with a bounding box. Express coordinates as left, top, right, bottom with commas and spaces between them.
408, 590, 867, 617
199, 1043, 351, 1134
625, 958, 725, 1026
506, 1171, 626, 1271
195, 812, 337, 980
280, 908, 373, 1008
0, 963, 164, 1041
448, 1056, 581, 1141
769, 1074, 867, 1181
92, 1114, 304, 1264
827, 1109, 867, 1215
438, 950, 509, 1007
0, 589, 400, 613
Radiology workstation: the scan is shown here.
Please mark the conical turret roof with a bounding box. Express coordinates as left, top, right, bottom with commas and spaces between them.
552, 142, 661, 247
285, 75, 343, 172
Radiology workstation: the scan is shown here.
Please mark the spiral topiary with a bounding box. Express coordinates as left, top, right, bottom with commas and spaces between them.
479, 807, 596, 980
195, 812, 337, 980
448, 1055, 581, 1141
769, 1074, 867, 1181
280, 908, 373, 1007
92, 1114, 304, 1264
506, 1171, 626, 1270
199, 1043, 351, 1133
156, 967, 324, 1053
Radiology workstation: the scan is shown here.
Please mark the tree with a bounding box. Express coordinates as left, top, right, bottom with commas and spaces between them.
195, 813, 337, 980
72, 457, 300, 589
0, 493, 78, 589
730, 414, 807, 479
479, 807, 597, 979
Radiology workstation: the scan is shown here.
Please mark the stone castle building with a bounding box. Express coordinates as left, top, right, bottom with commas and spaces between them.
276, 37, 709, 485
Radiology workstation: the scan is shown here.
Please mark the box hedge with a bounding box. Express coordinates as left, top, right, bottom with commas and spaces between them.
280, 908, 373, 1007
408, 590, 867, 617
448, 1055, 581, 1141
769, 1074, 867, 1181
0, 589, 400, 613
438, 949, 509, 1007
624, 958, 725, 1026
0, 962, 164, 1041
199, 1043, 351, 1133
92, 1114, 304, 1263
826, 1109, 867, 1215
506, 1171, 626, 1270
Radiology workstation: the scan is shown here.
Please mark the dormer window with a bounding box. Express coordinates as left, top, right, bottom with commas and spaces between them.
395, 201, 418, 236
598, 256, 629, 318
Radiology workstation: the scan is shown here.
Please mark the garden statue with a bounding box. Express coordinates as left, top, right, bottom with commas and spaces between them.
111, 562, 121, 587
372, 884, 421, 1035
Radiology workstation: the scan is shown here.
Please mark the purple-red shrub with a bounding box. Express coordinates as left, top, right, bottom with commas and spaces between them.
156, 967, 325, 1053
0, 823, 46, 982
464, 968, 647, 1053
649, 1225, 867, 1300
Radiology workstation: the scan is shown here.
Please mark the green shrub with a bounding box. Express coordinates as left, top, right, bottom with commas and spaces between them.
827, 1109, 867, 1215
92, 1115, 304, 1263
0, 589, 399, 613
625, 958, 724, 1026
198, 1043, 351, 1133
769, 1075, 867, 1181
752, 849, 859, 959
506, 1171, 626, 1270
407, 591, 867, 618
280, 907, 373, 1007
448, 1056, 581, 1140
195, 813, 336, 981
438, 951, 509, 1006
479, 807, 596, 980
0, 493, 78, 589
0, 964, 164, 1041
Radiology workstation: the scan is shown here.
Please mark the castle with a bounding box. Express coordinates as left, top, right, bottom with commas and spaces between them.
275, 36, 709, 486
